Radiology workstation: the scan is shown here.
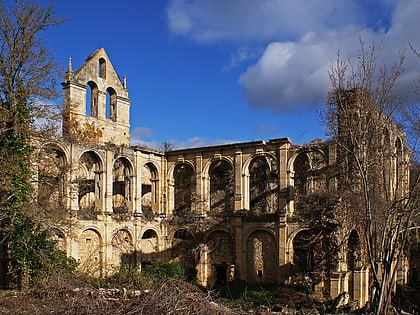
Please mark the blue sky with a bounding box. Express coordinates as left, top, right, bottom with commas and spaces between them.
39, 0, 420, 149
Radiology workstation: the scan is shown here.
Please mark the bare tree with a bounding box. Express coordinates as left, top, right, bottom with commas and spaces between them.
0, 0, 66, 288
322, 40, 419, 314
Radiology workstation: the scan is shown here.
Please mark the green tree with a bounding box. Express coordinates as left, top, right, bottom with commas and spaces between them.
0, 0, 67, 288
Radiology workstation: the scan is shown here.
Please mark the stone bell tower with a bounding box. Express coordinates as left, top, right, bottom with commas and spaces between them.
62, 48, 131, 145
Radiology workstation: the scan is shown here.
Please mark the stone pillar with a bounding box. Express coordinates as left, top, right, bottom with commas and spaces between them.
234, 216, 244, 280
69, 144, 80, 211
362, 267, 370, 307
278, 143, 289, 213
330, 272, 343, 299
195, 154, 204, 214
397, 256, 408, 285
277, 222, 288, 282
352, 269, 365, 307
234, 150, 243, 210
105, 150, 114, 214
197, 244, 209, 287
133, 152, 142, 215
167, 179, 175, 215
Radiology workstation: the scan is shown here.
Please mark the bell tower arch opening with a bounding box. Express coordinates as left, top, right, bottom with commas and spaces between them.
86, 81, 98, 118
106, 87, 117, 121
98, 57, 106, 79
62, 48, 131, 145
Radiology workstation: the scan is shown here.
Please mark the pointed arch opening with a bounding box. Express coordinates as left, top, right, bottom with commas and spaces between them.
38, 145, 67, 212
141, 162, 159, 218
140, 229, 158, 266
347, 230, 361, 301
86, 81, 98, 118
249, 155, 278, 215
171, 229, 195, 269
293, 150, 327, 213
206, 230, 235, 285
209, 160, 234, 216
78, 229, 103, 277
246, 230, 277, 283
111, 229, 135, 267
98, 57, 106, 79
78, 151, 102, 219
174, 163, 195, 216
106, 87, 117, 121
112, 157, 132, 214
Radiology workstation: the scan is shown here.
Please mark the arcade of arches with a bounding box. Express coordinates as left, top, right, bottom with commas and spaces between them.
31, 48, 411, 308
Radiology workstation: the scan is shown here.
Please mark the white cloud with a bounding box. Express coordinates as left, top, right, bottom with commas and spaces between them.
130, 128, 236, 150
167, 0, 395, 42
167, 0, 420, 113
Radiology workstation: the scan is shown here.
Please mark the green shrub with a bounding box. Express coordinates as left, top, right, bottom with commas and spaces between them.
100, 265, 148, 289
143, 261, 188, 281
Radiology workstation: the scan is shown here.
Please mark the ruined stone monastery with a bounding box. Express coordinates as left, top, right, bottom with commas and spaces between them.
32, 48, 411, 307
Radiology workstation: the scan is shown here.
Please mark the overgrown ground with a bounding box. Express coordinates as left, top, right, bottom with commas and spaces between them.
0, 263, 419, 315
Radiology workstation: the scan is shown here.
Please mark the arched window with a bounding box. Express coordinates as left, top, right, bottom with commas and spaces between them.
106, 87, 117, 121
86, 81, 98, 118
98, 58, 106, 79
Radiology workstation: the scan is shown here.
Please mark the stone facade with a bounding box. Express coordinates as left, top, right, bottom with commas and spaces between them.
32, 49, 411, 306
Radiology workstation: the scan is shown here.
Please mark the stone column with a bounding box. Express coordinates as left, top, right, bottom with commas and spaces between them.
104, 150, 114, 214
234, 149, 243, 210
195, 154, 204, 214
133, 152, 142, 216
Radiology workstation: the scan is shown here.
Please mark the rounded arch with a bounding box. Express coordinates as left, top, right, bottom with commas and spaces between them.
78, 149, 104, 172
242, 152, 277, 177
141, 228, 159, 240
287, 147, 327, 174
78, 228, 103, 276
243, 226, 277, 242
38, 141, 70, 165
246, 229, 277, 283
173, 228, 195, 240
202, 156, 233, 177
167, 160, 196, 182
